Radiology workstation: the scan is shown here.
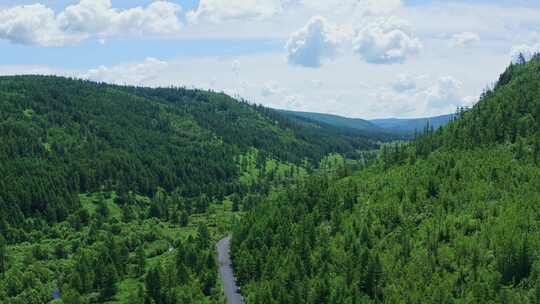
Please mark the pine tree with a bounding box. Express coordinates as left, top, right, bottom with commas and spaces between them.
515, 137, 526, 160
127, 284, 145, 304
99, 266, 118, 301
97, 196, 110, 218
532, 278, 540, 304
518, 53, 527, 65
179, 211, 189, 227
175, 243, 189, 285
0, 235, 7, 277
135, 245, 146, 277
427, 178, 439, 199
148, 202, 162, 219
72, 251, 93, 293
145, 267, 162, 304
61, 284, 83, 304
122, 205, 134, 222
197, 224, 211, 249
365, 253, 383, 300
119, 242, 130, 275
232, 198, 240, 212
533, 137, 540, 164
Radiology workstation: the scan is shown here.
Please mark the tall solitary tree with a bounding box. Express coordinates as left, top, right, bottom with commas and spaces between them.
517, 53, 527, 65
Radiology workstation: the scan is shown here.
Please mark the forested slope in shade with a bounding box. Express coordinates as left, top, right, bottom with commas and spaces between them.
280, 110, 457, 139
231, 56, 540, 302
279, 110, 397, 140
0, 75, 375, 230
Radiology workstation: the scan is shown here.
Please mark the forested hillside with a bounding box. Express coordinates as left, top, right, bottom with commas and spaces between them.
231, 56, 540, 303
0, 75, 377, 304
0, 75, 375, 230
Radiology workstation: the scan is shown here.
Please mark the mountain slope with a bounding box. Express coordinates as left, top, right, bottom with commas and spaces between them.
0, 75, 377, 226
231, 56, 540, 302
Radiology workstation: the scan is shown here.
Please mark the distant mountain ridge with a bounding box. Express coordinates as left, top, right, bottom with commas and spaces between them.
370, 114, 457, 135
280, 110, 382, 132
281, 109, 456, 137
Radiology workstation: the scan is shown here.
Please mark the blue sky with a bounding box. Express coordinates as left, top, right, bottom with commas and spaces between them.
1, 0, 539, 118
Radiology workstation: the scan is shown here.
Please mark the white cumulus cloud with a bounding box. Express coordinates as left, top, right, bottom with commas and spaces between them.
392, 73, 417, 92
0, 4, 77, 46
0, 0, 182, 46
109, 1, 183, 36
283, 94, 304, 109
424, 76, 463, 109
286, 16, 344, 68
361, 0, 402, 15
80, 57, 169, 85
187, 0, 402, 25
352, 17, 422, 64
58, 0, 113, 34
374, 74, 469, 116
451, 32, 480, 47
301, 0, 401, 16
232, 60, 240, 77
187, 0, 282, 23
261, 81, 283, 96
373, 89, 417, 114
463, 95, 478, 107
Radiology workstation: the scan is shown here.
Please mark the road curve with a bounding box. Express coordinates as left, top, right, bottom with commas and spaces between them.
217, 236, 244, 304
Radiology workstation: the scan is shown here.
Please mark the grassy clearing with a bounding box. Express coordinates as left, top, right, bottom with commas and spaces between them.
80, 192, 123, 219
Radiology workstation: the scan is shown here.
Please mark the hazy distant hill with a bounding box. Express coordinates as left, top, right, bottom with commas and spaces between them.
281, 109, 455, 138
280, 110, 399, 139
370, 114, 456, 135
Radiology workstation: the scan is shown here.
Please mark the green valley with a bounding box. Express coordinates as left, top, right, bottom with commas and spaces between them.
0, 1, 537, 304
0, 76, 376, 304
1, 44, 539, 304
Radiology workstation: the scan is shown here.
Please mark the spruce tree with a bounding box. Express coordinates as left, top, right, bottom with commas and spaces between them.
135, 245, 146, 277
145, 267, 162, 304
99, 266, 118, 301
0, 235, 6, 277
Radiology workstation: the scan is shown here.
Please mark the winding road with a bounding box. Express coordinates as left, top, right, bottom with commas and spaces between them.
217, 236, 245, 304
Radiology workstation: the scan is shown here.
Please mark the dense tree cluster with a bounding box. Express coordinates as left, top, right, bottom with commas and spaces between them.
0, 190, 225, 304
231, 55, 540, 302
